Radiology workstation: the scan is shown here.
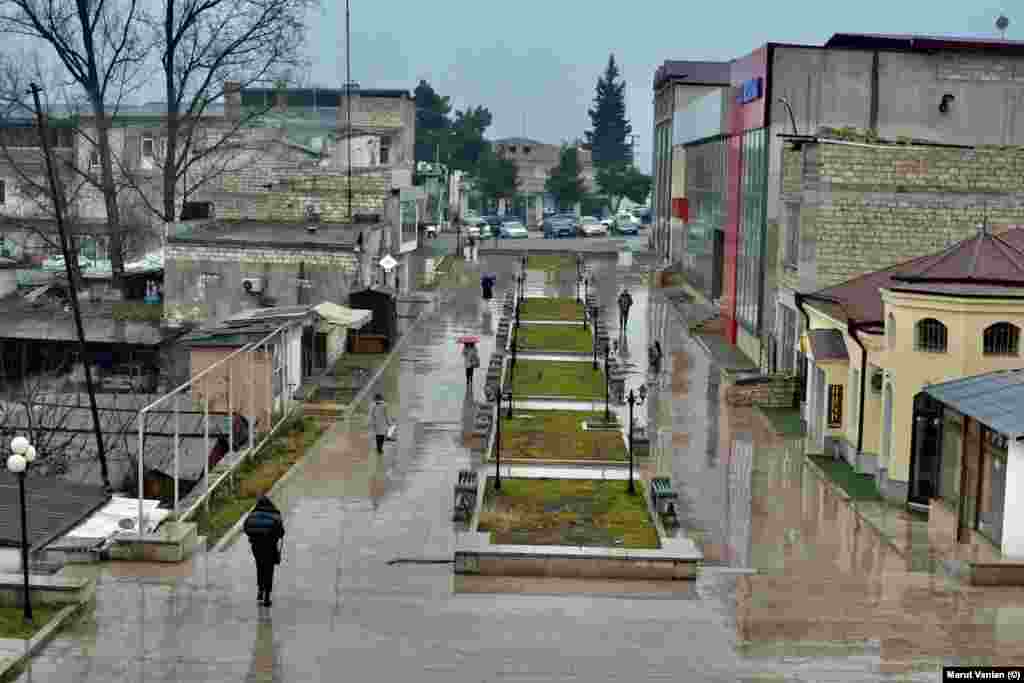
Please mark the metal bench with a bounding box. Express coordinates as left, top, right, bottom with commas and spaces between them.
453, 470, 479, 522
650, 477, 679, 522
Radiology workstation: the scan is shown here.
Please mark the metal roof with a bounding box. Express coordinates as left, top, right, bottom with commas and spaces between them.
805, 329, 849, 362
0, 472, 110, 551
924, 369, 1024, 437
653, 60, 732, 90
825, 32, 1024, 55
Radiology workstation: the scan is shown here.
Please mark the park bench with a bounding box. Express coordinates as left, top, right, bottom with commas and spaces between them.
650, 477, 679, 523
453, 470, 479, 522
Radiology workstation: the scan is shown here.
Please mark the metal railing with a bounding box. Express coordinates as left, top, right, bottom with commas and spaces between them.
135, 321, 298, 537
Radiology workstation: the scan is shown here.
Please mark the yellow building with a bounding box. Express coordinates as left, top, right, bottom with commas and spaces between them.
796, 226, 1024, 527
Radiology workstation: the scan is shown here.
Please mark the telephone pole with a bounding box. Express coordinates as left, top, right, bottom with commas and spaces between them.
28, 83, 111, 492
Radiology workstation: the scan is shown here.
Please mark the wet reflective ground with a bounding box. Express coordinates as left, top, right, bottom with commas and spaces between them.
14, 241, 1024, 682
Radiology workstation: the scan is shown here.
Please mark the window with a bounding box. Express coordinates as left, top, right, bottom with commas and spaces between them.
523, 146, 531, 155
400, 199, 416, 245
142, 137, 154, 159
736, 128, 768, 334
379, 136, 391, 165
916, 318, 948, 353
783, 201, 799, 267
509, 145, 517, 153
89, 149, 100, 168
0, 179, 5, 205
887, 313, 895, 349
983, 322, 1020, 356
828, 384, 844, 428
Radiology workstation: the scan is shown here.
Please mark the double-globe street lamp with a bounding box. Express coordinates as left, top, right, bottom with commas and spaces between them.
625, 385, 648, 495
603, 340, 612, 423
8, 436, 37, 623
489, 385, 511, 491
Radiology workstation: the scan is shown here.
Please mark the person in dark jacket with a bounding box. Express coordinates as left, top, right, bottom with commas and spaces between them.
481, 275, 495, 300
617, 288, 633, 336
243, 496, 285, 607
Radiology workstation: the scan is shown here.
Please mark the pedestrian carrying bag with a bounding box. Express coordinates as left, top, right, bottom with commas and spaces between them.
274, 539, 282, 565
386, 423, 398, 441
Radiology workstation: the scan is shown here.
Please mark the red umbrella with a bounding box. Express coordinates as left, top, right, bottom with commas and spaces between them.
457, 335, 480, 344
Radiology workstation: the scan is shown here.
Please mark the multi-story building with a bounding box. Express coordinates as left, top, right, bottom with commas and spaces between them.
491, 138, 596, 225
655, 33, 1024, 372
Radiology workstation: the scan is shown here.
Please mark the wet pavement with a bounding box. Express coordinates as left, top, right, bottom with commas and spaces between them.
13, 243, 1024, 681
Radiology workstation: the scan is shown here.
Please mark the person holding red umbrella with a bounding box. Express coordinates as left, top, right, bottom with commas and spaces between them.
463, 340, 480, 387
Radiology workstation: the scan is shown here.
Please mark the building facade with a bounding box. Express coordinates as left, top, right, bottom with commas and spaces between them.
491, 138, 596, 226
657, 33, 1024, 371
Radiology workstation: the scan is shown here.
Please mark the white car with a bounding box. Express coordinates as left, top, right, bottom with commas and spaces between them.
499, 221, 529, 239
579, 217, 608, 237
466, 224, 481, 238
424, 224, 439, 238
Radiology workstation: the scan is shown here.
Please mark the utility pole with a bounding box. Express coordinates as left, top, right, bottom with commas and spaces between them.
28, 83, 111, 492
346, 0, 352, 222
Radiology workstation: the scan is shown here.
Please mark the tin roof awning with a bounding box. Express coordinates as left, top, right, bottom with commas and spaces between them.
801, 329, 849, 363
924, 369, 1024, 437
313, 302, 372, 330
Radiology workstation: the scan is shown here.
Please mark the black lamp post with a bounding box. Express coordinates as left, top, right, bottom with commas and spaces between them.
8, 436, 37, 623
603, 342, 611, 422
592, 307, 600, 370
626, 387, 647, 495
494, 390, 505, 491
576, 275, 583, 305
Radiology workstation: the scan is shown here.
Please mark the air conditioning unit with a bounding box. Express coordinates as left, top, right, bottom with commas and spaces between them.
242, 277, 264, 294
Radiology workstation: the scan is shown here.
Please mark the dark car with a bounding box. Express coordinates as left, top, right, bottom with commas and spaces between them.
543, 215, 577, 239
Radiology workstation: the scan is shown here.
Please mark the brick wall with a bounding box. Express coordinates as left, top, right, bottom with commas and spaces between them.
724, 376, 799, 408
787, 140, 1024, 289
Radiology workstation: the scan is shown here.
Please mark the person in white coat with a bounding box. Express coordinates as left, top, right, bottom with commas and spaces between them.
368, 393, 392, 455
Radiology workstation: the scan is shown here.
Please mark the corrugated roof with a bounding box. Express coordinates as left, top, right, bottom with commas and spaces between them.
0, 472, 109, 550
653, 60, 732, 90
924, 369, 1024, 436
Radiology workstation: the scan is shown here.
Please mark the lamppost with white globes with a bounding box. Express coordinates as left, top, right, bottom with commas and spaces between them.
626, 385, 648, 495
8, 436, 37, 623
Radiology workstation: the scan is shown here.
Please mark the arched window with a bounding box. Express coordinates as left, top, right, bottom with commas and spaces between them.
887, 313, 896, 349
983, 322, 1020, 356
916, 318, 948, 353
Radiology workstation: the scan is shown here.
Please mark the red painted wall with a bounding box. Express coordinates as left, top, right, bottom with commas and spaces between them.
721, 46, 769, 345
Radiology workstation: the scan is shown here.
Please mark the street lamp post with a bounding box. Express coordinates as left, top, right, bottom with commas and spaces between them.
8, 436, 37, 623
603, 342, 611, 422
626, 387, 647, 495
494, 391, 504, 491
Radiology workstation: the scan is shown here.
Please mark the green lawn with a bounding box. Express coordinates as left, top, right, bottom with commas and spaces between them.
516, 324, 592, 353
510, 359, 606, 398
759, 406, 805, 437
526, 254, 576, 272
518, 297, 585, 322
808, 454, 883, 501
478, 478, 659, 549
500, 410, 625, 461
0, 605, 63, 639
191, 416, 326, 545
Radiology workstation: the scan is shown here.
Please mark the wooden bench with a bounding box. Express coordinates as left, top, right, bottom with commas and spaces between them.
650, 477, 679, 522
453, 470, 478, 522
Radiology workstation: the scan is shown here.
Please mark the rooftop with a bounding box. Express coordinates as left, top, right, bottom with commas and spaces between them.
806, 227, 1024, 324
924, 368, 1024, 437
653, 60, 732, 90
825, 32, 1024, 55
0, 296, 170, 345
168, 220, 381, 250
0, 471, 109, 551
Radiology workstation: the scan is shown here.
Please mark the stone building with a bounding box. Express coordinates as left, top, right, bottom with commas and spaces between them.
491, 137, 596, 226
654, 33, 1024, 372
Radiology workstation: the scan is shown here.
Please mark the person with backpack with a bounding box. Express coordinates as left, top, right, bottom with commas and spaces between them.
617, 288, 634, 336
369, 393, 393, 455
243, 496, 285, 607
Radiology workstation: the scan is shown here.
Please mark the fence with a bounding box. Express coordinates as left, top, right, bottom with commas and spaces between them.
134, 321, 300, 537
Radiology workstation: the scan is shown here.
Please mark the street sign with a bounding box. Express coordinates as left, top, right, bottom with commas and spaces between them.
379, 254, 398, 271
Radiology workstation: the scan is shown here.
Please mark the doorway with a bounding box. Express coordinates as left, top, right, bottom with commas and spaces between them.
908, 392, 944, 506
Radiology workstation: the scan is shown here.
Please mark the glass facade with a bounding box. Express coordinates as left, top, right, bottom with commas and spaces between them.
684, 139, 726, 301
736, 128, 767, 335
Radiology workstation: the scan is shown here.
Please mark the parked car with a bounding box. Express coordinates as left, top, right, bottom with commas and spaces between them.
600, 216, 617, 230
633, 207, 652, 227
544, 215, 577, 238
499, 220, 529, 238
479, 222, 493, 239
578, 216, 608, 237
613, 219, 639, 235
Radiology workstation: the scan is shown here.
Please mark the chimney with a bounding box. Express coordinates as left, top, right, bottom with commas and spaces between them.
225, 81, 241, 123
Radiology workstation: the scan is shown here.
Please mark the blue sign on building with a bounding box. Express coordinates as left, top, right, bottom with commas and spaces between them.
737, 77, 763, 105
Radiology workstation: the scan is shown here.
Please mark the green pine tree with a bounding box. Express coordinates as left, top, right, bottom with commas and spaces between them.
585, 54, 633, 167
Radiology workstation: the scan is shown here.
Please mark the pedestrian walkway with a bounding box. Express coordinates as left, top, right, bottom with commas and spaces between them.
11, 249, 1015, 681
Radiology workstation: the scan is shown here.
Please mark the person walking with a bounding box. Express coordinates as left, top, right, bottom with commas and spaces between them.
463, 342, 481, 388
369, 393, 393, 455
481, 274, 495, 300
243, 496, 285, 607
649, 341, 663, 376
466, 232, 476, 261
617, 288, 633, 336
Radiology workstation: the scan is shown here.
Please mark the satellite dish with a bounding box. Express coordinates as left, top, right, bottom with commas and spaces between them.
997, 15, 1010, 37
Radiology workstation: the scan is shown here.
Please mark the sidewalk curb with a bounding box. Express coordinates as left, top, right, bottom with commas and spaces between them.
0, 601, 86, 683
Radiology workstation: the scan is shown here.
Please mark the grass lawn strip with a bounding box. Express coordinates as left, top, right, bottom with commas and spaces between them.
478, 478, 659, 549
526, 254, 575, 272
808, 454, 883, 501
193, 415, 326, 545
517, 324, 592, 353
0, 605, 62, 639
758, 406, 805, 436
511, 359, 605, 398
519, 297, 584, 321
500, 410, 625, 461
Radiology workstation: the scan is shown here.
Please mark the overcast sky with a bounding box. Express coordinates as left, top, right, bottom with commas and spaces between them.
306, 1, 1016, 174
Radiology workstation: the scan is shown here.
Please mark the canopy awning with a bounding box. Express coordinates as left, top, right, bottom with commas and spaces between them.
313, 302, 372, 330
924, 368, 1024, 437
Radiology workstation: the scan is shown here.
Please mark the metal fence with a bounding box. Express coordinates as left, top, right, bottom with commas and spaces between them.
134, 321, 298, 537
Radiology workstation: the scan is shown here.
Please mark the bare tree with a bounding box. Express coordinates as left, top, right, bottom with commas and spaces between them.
0, 0, 150, 295
140, 0, 315, 222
